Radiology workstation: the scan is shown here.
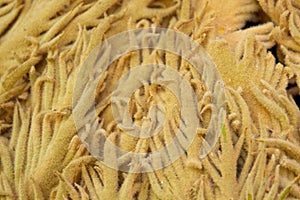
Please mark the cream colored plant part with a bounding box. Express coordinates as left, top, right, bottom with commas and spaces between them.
0, 27, 90, 199
207, 35, 296, 133
200, 33, 300, 200
1, 0, 300, 200
0, 0, 122, 133
0, 0, 179, 116
194, 0, 260, 37
258, 0, 300, 87
71, 29, 224, 199
0, 1, 187, 199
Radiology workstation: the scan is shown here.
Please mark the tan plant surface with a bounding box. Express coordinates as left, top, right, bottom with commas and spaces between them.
0, 0, 299, 199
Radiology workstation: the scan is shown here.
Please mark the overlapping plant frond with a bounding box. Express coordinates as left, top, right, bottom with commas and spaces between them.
194, 0, 260, 36
258, 0, 300, 87
70, 27, 220, 200
0, 0, 300, 200
0, 25, 90, 199
199, 34, 300, 199
0, 0, 180, 126
193, 90, 300, 199
208, 34, 297, 131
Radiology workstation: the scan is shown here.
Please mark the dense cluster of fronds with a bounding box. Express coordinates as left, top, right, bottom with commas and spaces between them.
0, 0, 299, 199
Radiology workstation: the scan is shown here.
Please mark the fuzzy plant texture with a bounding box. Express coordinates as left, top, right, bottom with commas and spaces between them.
0, 0, 300, 199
